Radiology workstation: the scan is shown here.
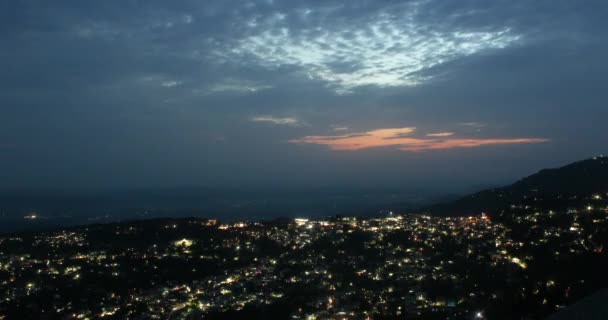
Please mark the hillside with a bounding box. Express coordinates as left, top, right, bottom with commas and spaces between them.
427, 156, 608, 216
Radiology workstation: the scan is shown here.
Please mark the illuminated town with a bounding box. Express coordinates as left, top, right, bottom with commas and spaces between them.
1, 190, 607, 319
2, 0, 607, 318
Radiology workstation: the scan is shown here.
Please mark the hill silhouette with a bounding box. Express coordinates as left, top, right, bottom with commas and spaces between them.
427, 156, 608, 216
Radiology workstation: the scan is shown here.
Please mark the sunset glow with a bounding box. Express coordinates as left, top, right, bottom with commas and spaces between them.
290, 128, 548, 152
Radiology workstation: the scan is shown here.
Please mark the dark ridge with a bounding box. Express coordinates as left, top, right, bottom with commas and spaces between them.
426, 156, 608, 216
546, 289, 608, 320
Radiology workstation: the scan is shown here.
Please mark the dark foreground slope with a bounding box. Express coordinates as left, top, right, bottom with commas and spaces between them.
427, 156, 608, 216
546, 288, 608, 320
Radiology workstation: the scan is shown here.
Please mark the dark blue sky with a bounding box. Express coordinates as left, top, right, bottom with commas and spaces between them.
1, 0, 607, 192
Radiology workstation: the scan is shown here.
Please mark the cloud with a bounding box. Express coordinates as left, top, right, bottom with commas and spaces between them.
161, 80, 182, 88
458, 122, 486, 132
251, 115, 300, 126
207, 80, 273, 94
426, 132, 455, 137
332, 126, 349, 132
221, 3, 521, 93
290, 127, 547, 151
398, 138, 548, 152
459, 122, 486, 128
138, 75, 184, 88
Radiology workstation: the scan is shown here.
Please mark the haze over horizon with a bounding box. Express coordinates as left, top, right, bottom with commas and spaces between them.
2, 1, 607, 193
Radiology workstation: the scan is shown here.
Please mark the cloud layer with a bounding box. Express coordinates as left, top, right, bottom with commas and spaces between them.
223, 4, 520, 93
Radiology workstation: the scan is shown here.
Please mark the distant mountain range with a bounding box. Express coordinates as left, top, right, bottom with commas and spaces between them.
2, 156, 607, 229
0, 186, 433, 221
426, 156, 608, 216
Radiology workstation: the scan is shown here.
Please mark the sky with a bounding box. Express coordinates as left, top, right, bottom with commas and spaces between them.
1, 0, 607, 192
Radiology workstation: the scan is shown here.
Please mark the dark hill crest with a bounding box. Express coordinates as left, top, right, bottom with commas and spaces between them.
427, 156, 608, 216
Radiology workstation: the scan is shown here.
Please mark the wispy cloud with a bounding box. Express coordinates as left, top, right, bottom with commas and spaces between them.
290, 127, 547, 151
426, 132, 455, 137
459, 122, 486, 128
458, 122, 486, 132
138, 75, 183, 88
331, 126, 349, 132
251, 115, 301, 126
161, 80, 182, 88
208, 80, 272, 94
